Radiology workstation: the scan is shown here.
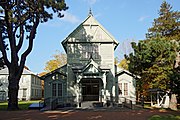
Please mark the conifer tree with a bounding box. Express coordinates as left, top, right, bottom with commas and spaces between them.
126, 1, 180, 102
146, 1, 180, 41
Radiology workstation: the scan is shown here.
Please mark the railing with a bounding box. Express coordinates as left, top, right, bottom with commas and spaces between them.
119, 97, 134, 109
44, 97, 51, 107
39, 100, 45, 109
51, 96, 76, 110
39, 97, 51, 108
41, 96, 135, 110
51, 98, 58, 110
104, 96, 135, 109
39, 97, 51, 111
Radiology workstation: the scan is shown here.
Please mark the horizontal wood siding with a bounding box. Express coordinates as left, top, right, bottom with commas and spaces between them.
100, 43, 113, 68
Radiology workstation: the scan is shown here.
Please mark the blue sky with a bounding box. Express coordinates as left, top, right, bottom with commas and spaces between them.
25, 0, 180, 73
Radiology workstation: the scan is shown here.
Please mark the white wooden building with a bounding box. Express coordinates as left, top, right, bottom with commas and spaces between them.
0, 67, 42, 101
43, 11, 137, 108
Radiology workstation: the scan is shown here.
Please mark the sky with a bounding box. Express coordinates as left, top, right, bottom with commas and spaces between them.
24, 0, 180, 74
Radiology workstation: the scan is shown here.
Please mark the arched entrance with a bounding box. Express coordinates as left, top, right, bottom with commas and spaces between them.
81, 78, 102, 101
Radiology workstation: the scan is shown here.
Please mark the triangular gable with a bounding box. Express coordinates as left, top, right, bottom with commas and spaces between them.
41, 65, 67, 79
82, 15, 118, 44
62, 13, 119, 51
115, 66, 140, 79
82, 58, 101, 73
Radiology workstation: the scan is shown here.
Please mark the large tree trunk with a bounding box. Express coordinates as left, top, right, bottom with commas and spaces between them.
7, 68, 21, 110
7, 83, 19, 110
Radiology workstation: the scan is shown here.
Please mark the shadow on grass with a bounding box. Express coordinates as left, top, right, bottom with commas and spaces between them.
0, 100, 40, 111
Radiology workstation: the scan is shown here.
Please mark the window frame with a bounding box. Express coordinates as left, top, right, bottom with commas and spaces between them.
118, 82, 129, 96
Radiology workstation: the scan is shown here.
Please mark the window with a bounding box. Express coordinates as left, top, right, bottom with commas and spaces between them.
118, 82, 128, 96
52, 83, 63, 97
93, 45, 99, 59
35, 89, 37, 96
31, 89, 34, 96
32, 76, 34, 84
58, 83, 63, 96
37, 89, 39, 97
23, 89, 27, 97
34, 77, 36, 85
118, 83, 122, 95
52, 83, 56, 97
124, 83, 128, 96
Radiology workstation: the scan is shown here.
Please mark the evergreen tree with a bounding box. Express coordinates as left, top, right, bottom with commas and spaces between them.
125, 39, 177, 94
146, 1, 180, 41
125, 1, 180, 104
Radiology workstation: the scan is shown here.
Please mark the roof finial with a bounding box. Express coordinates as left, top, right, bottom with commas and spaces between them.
88, 8, 93, 16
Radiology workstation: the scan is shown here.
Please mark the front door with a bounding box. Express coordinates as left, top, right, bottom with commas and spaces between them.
81, 79, 100, 101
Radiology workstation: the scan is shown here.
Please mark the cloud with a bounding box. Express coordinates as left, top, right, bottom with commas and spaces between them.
61, 11, 81, 24
84, 0, 97, 5
138, 16, 150, 22
41, 17, 63, 27
94, 13, 101, 18
88, 0, 97, 5
41, 12, 80, 27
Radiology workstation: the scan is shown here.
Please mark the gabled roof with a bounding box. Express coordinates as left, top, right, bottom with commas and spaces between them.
41, 65, 67, 79
62, 12, 119, 52
82, 58, 101, 73
0, 67, 37, 75
72, 58, 104, 73
115, 66, 140, 79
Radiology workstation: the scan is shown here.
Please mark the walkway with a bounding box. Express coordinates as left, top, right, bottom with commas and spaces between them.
0, 109, 179, 120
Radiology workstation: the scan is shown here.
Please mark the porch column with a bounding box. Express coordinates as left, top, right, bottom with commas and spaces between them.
102, 72, 107, 103
76, 75, 82, 108
75, 84, 81, 108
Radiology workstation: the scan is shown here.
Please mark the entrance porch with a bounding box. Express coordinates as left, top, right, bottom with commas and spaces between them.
81, 78, 102, 101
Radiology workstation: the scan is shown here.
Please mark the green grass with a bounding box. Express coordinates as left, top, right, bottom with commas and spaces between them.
0, 100, 40, 110
148, 115, 180, 120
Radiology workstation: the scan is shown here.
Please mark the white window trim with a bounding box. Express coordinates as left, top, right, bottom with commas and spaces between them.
119, 81, 129, 97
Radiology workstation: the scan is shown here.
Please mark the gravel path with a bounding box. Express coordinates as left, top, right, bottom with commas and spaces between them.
0, 109, 179, 120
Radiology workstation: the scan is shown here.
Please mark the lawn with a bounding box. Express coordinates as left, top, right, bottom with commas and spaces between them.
149, 115, 180, 120
0, 100, 40, 110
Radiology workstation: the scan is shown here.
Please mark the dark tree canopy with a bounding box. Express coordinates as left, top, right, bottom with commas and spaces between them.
125, 39, 177, 95
0, 0, 68, 110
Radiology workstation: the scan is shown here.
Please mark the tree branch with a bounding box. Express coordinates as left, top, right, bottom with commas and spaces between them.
16, 25, 24, 52
14, 12, 29, 33
19, 16, 39, 75
0, 29, 10, 67
4, 7, 18, 65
